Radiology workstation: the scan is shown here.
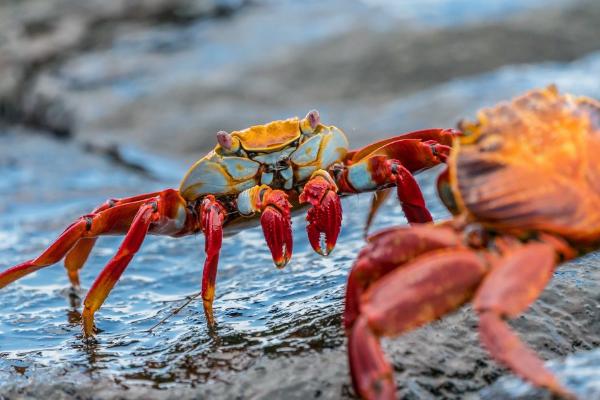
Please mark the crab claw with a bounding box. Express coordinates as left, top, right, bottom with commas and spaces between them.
300, 173, 342, 256
260, 190, 293, 268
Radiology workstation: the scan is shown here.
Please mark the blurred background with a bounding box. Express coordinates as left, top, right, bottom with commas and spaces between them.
2, 0, 600, 160
1, 0, 600, 399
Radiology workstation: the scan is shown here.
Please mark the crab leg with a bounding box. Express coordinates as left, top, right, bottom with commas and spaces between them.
344, 128, 457, 164
364, 188, 391, 237
473, 243, 573, 398
81, 190, 190, 336
393, 162, 434, 223
82, 202, 160, 336
300, 170, 342, 256
349, 249, 488, 399
339, 155, 434, 225
0, 200, 150, 289
64, 192, 163, 287
336, 133, 454, 227
344, 225, 461, 331
238, 185, 293, 268
199, 195, 226, 326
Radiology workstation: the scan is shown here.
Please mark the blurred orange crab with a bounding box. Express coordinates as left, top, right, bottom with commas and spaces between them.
344, 86, 600, 399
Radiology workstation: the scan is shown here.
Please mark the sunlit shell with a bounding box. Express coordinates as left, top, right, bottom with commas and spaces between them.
450, 86, 600, 242
230, 118, 301, 152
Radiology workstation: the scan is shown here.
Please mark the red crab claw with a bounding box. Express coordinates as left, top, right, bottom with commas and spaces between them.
260, 189, 293, 268
300, 173, 342, 256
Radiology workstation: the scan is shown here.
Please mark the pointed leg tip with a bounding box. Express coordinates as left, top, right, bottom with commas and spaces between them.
81, 306, 98, 338
203, 299, 216, 327
349, 317, 395, 400
82, 321, 96, 338
551, 384, 576, 400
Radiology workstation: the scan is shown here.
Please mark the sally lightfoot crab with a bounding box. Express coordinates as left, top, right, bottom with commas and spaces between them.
344, 86, 600, 399
0, 110, 456, 336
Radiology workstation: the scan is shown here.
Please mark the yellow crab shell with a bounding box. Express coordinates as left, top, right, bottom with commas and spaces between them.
179, 116, 349, 201
231, 118, 301, 152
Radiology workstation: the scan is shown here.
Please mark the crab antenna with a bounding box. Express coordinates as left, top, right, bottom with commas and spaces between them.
216, 130, 232, 150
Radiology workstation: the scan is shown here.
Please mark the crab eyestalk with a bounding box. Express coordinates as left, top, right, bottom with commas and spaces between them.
216, 130, 241, 154
300, 109, 321, 135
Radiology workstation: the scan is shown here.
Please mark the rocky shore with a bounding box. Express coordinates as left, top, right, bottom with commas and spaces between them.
1, 1, 600, 399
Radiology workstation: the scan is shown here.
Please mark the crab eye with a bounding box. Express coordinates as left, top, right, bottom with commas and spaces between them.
216, 131, 233, 150
301, 109, 321, 135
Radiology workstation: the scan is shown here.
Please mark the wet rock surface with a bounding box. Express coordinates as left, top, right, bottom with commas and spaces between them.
1, 0, 600, 399
483, 349, 600, 399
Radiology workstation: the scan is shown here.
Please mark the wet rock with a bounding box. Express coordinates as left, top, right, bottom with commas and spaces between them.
482, 349, 600, 399
0, 0, 247, 135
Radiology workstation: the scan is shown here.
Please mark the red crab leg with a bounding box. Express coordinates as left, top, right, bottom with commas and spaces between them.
363, 188, 391, 237
199, 195, 226, 326
336, 134, 454, 227
345, 128, 458, 165
0, 219, 89, 288
473, 242, 574, 399
349, 249, 488, 399
81, 189, 190, 336
0, 200, 150, 289
392, 162, 434, 223
344, 225, 461, 331
299, 170, 342, 256
82, 201, 160, 336
64, 192, 163, 287
339, 156, 435, 224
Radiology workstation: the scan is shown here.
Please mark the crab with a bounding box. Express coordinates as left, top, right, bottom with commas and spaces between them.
0, 110, 457, 336
344, 86, 600, 399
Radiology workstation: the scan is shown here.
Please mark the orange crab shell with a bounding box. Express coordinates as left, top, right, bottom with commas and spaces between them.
229, 118, 302, 152
446, 85, 600, 243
